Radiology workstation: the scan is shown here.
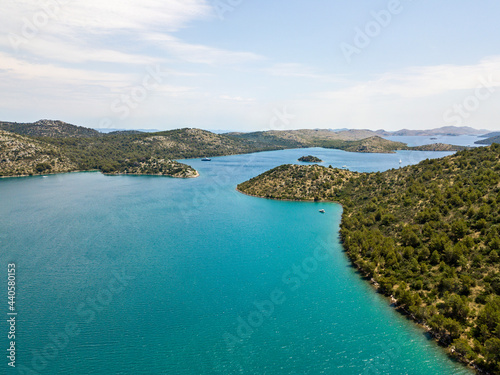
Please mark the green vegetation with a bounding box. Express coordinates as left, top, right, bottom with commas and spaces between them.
0, 120, 474, 178
238, 144, 500, 373
228, 129, 467, 153
0, 126, 288, 177
238, 164, 356, 201
298, 155, 323, 162
0, 130, 78, 176
33, 128, 289, 174
477, 135, 500, 145
228, 129, 405, 153
410, 143, 470, 152
0, 119, 100, 137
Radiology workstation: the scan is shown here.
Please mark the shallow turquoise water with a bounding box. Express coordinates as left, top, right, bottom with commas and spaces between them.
0, 147, 471, 374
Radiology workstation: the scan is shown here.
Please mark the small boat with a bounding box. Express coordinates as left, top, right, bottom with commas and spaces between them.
319, 209, 325, 213
342, 165, 347, 169
201, 157, 211, 161
399, 159, 402, 164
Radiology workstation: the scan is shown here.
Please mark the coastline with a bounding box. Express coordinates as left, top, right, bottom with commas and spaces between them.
0, 169, 200, 179
235, 186, 483, 374
103, 170, 200, 178
235, 187, 339, 203
352, 258, 482, 374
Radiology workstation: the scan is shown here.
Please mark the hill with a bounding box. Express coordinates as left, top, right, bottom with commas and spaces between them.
317, 136, 407, 153
476, 136, 500, 145
228, 129, 466, 153
0, 130, 78, 176
410, 143, 470, 152
0, 120, 475, 178
238, 144, 500, 373
0, 126, 291, 178
227, 128, 379, 147
0, 120, 101, 137
479, 132, 500, 138
238, 164, 357, 201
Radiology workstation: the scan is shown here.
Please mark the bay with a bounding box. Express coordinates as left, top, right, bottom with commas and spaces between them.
0, 145, 472, 374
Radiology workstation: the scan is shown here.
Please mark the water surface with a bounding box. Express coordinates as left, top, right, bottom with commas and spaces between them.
0, 146, 473, 374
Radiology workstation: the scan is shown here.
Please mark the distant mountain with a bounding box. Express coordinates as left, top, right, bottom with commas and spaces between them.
475, 135, 500, 145
94, 128, 159, 134
0, 120, 100, 137
329, 128, 350, 133
227, 129, 467, 153
107, 130, 144, 135
376, 126, 489, 137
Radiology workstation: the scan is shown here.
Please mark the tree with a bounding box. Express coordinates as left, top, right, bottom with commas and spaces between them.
444, 294, 470, 322
477, 296, 500, 334
430, 250, 440, 265
452, 220, 468, 239
484, 338, 500, 365
453, 338, 475, 360
443, 318, 461, 340
402, 226, 421, 247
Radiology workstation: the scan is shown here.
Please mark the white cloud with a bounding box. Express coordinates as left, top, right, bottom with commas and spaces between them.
0, 0, 261, 68
146, 33, 264, 65
1, 0, 212, 35
319, 56, 500, 100
1, 0, 213, 63
0, 52, 130, 86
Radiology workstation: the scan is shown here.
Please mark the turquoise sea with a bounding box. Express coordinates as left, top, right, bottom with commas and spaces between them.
0, 145, 475, 374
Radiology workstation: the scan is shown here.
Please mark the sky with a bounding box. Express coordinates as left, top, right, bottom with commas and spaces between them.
1, 0, 499, 132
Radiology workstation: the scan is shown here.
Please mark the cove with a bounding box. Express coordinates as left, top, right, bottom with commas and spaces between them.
0, 147, 471, 374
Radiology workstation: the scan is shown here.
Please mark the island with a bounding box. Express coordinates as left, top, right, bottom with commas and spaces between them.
237, 144, 500, 374
298, 155, 322, 163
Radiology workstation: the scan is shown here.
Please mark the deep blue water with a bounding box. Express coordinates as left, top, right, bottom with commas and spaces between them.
0, 146, 473, 374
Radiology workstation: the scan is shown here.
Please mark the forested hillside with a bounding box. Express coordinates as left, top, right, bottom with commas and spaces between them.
0, 130, 78, 176
238, 144, 500, 373
0, 119, 100, 137
477, 135, 500, 145
0, 120, 478, 178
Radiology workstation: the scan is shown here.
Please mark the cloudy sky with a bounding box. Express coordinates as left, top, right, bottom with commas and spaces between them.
1, 0, 499, 131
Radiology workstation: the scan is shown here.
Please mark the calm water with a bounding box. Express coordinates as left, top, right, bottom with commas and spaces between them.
0, 146, 473, 374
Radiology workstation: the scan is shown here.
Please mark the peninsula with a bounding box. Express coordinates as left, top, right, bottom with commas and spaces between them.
238, 144, 500, 374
